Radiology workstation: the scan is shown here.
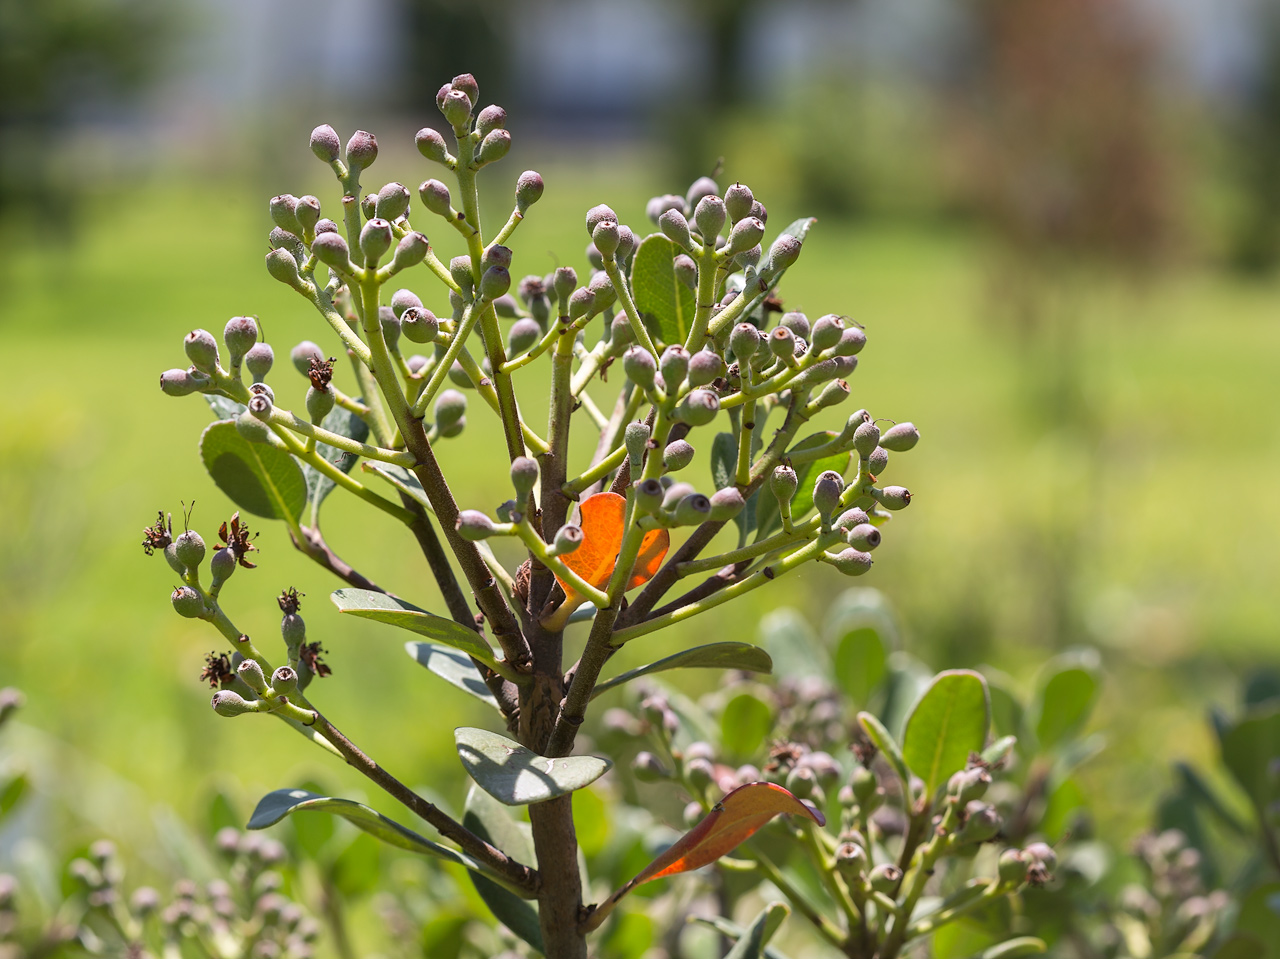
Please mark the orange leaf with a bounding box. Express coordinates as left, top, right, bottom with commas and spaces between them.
554, 492, 670, 601
581, 782, 823, 932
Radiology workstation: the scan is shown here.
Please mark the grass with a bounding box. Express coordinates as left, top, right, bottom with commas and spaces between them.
1, 151, 1278, 867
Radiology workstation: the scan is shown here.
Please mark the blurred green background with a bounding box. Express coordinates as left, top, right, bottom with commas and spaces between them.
1, 0, 1278, 940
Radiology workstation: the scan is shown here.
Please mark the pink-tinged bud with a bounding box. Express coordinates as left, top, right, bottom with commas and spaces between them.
515, 170, 544, 211
810, 313, 844, 351
434, 389, 467, 429
265, 248, 305, 291
616, 224, 637, 263
508, 318, 541, 354
211, 690, 255, 717
751, 199, 768, 224
345, 130, 378, 170
290, 340, 323, 374
659, 208, 693, 250
769, 325, 796, 361
451, 73, 479, 107
709, 487, 745, 522
295, 195, 321, 232
827, 547, 873, 576
476, 128, 511, 165
676, 389, 719, 426
441, 89, 473, 128
836, 507, 870, 531
767, 233, 801, 271
392, 231, 428, 272
729, 321, 760, 362
585, 203, 617, 236
360, 193, 377, 220
835, 325, 867, 357
623, 345, 656, 389
400, 306, 439, 343
659, 345, 689, 386
314, 218, 339, 234
309, 124, 341, 162
663, 439, 695, 472
853, 421, 881, 458
568, 286, 596, 321
456, 510, 498, 541
846, 523, 880, 551
694, 194, 726, 241
269, 194, 301, 234
311, 232, 352, 272
160, 368, 203, 396
871, 486, 911, 510
646, 193, 685, 224
686, 176, 719, 208
184, 329, 220, 373
245, 343, 273, 382
673, 253, 697, 289
725, 216, 764, 256
813, 470, 844, 521
780, 311, 810, 340
479, 265, 511, 300
631, 751, 671, 782
375, 181, 410, 220
724, 182, 754, 222
476, 104, 506, 135
868, 446, 888, 476
415, 127, 450, 164
359, 218, 393, 265
812, 379, 850, 411
419, 178, 452, 217
379, 306, 401, 352
687, 349, 723, 387
880, 422, 919, 452
552, 266, 577, 302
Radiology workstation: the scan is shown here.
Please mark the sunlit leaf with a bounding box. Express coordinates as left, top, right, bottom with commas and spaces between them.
721, 693, 773, 758
455, 727, 610, 806
200, 420, 307, 520
632, 234, 697, 347
555, 492, 669, 609
591, 643, 772, 700
405, 642, 500, 710
901, 670, 990, 799
331, 588, 498, 670
303, 404, 369, 518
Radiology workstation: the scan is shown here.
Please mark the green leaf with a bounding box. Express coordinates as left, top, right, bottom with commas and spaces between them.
1234, 882, 1280, 959
690, 915, 793, 959
200, 420, 308, 520
969, 938, 1047, 959
758, 608, 827, 681
406, 642, 500, 710
204, 395, 246, 420
362, 461, 432, 511
463, 785, 543, 954
0, 774, 28, 821
755, 431, 848, 540
330, 832, 381, 898
304, 405, 369, 517
247, 789, 498, 878
1214, 933, 1268, 959
1031, 649, 1100, 749
724, 901, 790, 959
455, 727, 611, 806
331, 588, 499, 670
824, 588, 901, 651
902, 670, 990, 799
1173, 761, 1251, 836
857, 711, 911, 788
632, 234, 696, 347
711, 431, 737, 491
834, 627, 886, 706
1220, 705, 1280, 810
721, 693, 773, 758
591, 643, 773, 700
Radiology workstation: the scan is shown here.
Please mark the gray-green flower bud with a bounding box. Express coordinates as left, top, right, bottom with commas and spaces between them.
661, 482, 696, 512
673, 493, 712, 527
770, 464, 797, 505
634, 478, 665, 515
725, 216, 765, 256
174, 530, 206, 571
378, 306, 401, 353
725, 183, 754, 223
391, 231, 428, 273
659, 345, 689, 387
552, 266, 577, 304
846, 523, 881, 551
850, 765, 878, 803
868, 863, 902, 894
616, 225, 638, 264
247, 392, 273, 421
624, 421, 651, 468
310, 124, 341, 163
687, 349, 724, 387
360, 193, 377, 221
212, 690, 256, 717
663, 439, 694, 472
374, 181, 410, 221
515, 170, 544, 212
608, 312, 635, 353
868, 446, 888, 476
568, 287, 596, 321
415, 127, 450, 164
767, 234, 802, 271
786, 765, 817, 799
507, 317, 540, 355
440, 89, 473, 129
345, 130, 378, 171
184, 329, 220, 374
686, 176, 719, 208
434, 389, 466, 429
632, 751, 671, 782
265, 248, 306, 292
729, 322, 760, 363
592, 219, 620, 258
673, 253, 697, 289
871, 486, 911, 511
812, 379, 851, 411
419, 178, 453, 217
159, 368, 204, 396
646, 194, 685, 224
853, 421, 881, 459
623, 346, 657, 390
476, 129, 512, 165
236, 410, 275, 444
810, 314, 844, 352
835, 841, 867, 881
457, 510, 498, 541
686, 756, 715, 792
400, 306, 439, 344
171, 586, 204, 618
224, 317, 258, 364
585, 203, 617, 236
675, 389, 720, 426
709, 487, 745, 522
694, 194, 726, 241
271, 666, 298, 697
826, 548, 873, 576
306, 386, 334, 422
813, 470, 844, 522
880, 422, 919, 452
659, 208, 693, 250
359, 218, 393, 265
245, 343, 273, 382
768, 325, 797, 362
210, 547, 236, 588
311, 232, 353, 273
957, 802, 1001, 844
835, 325, 867, 356
480, 265, 511, 301
780, 311, 810, 341
510, 456, 538, 502
552, 524, 584, 556
269, 194, 302, 235
291, 341, 323, 374
948, 767, 992, 803
237, 658, 269, 695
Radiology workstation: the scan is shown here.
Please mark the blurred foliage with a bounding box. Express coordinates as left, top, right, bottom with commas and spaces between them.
1224, 11, 1280, 276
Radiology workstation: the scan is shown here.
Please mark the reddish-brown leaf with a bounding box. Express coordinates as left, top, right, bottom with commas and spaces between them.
555, 492, 669, 600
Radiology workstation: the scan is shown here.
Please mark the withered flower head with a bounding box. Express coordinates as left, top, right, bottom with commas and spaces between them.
217, 512, 259, 569
142, 511, 173, 555
308, 356, 336, 391
764, 740, 809, 775
277, 587, 303, 615
200, 652, 234, 689
300, 641, 332, 679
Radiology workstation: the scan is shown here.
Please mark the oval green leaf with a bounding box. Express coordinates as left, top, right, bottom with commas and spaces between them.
1221, 705, 1280, 809
902, 670, 991, 799
721, 693, 774, 758
834, 627, 886, 706
304, 405, 369, 516
200, 420, 307, 520
455, 727, 611, 806
857, 710, 911, 789
332, 588, 497, 669
1031, 649, 1100, 749
406, 641, 500, 710
463, 784, 544, 954
725, 901, 791, 959
591, 642, 772, 700
632, 234, 696, 347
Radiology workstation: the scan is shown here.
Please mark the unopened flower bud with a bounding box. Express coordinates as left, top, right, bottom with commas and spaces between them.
687, 349, 723, 387
271, 666, 298, 697
632, 751, 671, 782
770, 464, 797, 504
871, 486, 911, 511
440, 89, 472, 128
210, 547, 237, 587
729, 322, 761, 363
345, 130, 378, 171
768, 325, 796, 361
480, 265, 511, 300
159, 368, 202, 396
174, 530, 206, 570
551, 524, 583, 557
247, 393, 274, 421
767, 234, 802, 271
419, 178, 453, 217
868, 446, 888, 477
998, 848, 1029, 884
311, 232, 353, 273
827, 548, 873, 576
725, 216, 764, 256
315, 218, 338, 234
434, 389, 467, 429
725, 183, 754, 223
663, 439, 695, 472
694, 195, 726, 241
957, 802, 1001, 844
634, 478, 665, 515
835, 842, 866, 880
624, 420, 651, 467
850, 421, 881, 458
659, 345, 689, 387
238, 659, 269, 695
780, 312, 811, 341
359, 218, 393, 265
808, 314, 844, 352
306, 386, 335, 423
949, 767, 992, 803
185, 329, 220, 373
686, 757, 716, 792
709, 487, 745, 521
836, 326, 867, 357
585, 203, 617, 236
667, 256, 696, 293
623, 345, 657, 390
813, 471, 844, 522
392, 231, 428, 272
661, 482, 695, 512
1023, 842, 1057, 871
686, 176, 719, 208
568, 286, 596, 321
415, 127, 449, 164
659, 208, 694, 250
515, 170, 544, 211
245, 343, 274, 382
880, 422, 919, 452
846, 524, 881, 551
396, 306, 437, 344
236, 410, 275, 444
786, 765, 817, 799
475, 104, 506, 137
457, 510, 498, 541
868, 863, 902, 894
171, 585, 204, 618
265, 248, 305, 291
451, 73, 479, 107
588, 218, 620, 258
616, 225, 638, 263
673, 493, 712, 526
675, 389, 720, 426
552, 266, 578, 304
607, 312, 635, 353
212, 690, 256, 717
359, 193, 377, 222
508, 457, 539, 503
476, 128, 512, 165
291, 341, 323, 375
813, 379, 850, 411
310, 124, 341, 163
500, 317, 538, 355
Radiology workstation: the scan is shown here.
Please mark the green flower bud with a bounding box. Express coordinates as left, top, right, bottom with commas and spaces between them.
661, 482, 695, 512
236, 410, 275, 444
725, 182, 754, 223
184, 329, 220, 374
237, 658, 269, 695
311, 232, 353, 273
837, 507, 871, 531
247, 392, 273, 422
778, 313, 809, 343
786, 765, 817, 799
298, 195, 323, 231
616, 225, 638, 264
476, 128, 511, 165
812, 379, 851, 411
709, 487, 745, 521
675, 389, 720, 426
608, 312, 635, 353
663, 439, 695, 472
957, 802, 1001, 844
769, 325, 796, 361
632, 751, 671, 783
688, 349, 724, 387
291, 341, 323, 374
566, 287, 594, 322
345, 130, 378, 171
623, 345, 657, 390
686, 176, 719, 208
868, 446, 889, 476
434, 389, 467, 429
693, 194, 726, 241
245, 343, 273, 382
729, 322, 761, 362
440, 89, 473, 129
419, 179, 453, 218
725, 216, 765, 256
265, 248, 305, 291
853, 421, 881, 458
871, 486, 911, 511
269, 194, 302, 234
480, 265, 511, 300
812, 470, 844, 522
846, 523, 881, 551
552, 266, 577, 303
315, 217, 339, 234
880, 422, 919, 452
770, 464, 798, 504
589, 219, 620, 259
686, 757, 716, 792
587, 269, 616, 310
585, 242, 604, 270
457, 510, 498, 541
835, 841, 867, 881
451, 73, 479, 106
415, 127, 450, 164
673, 253, 697, 289
373, 181, 410, 221
659, 345, 689, 387
503, 317, 538, 355
850, 765, 878, 803
624, 420, 651, 467
515, 170, 544, 212
174, 530, 206, 570
439, 416, 466, 439
359, 218, 393, 265
306, 386, 335, 423
585, 203, 617, 236
767, 234, 802, 271
392, 231, 428, 273
399, 306, 439, 344
827, 548, 873, 576
998, 848, 1029, 884
948, 767, 992, 803
552, 524, 584, 556
171, 586, 204, 618
210, 547, 237, 588
509, 456, 538, 502
374, 307, 400, 354
868, 863, 902, 894
309, 124, 341, 163
271, 666, 298, 697
163, 543, 184, 575
836, 326, 867, 357
1023, 842, 1057, 871
659, 208, 694, 250
810, 314, 844, 351
634, 477, 665, 515
159, 368, 204, 396
212, 690, 256, 717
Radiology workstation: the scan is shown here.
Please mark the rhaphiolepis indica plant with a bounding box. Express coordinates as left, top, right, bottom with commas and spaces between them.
141, 72, 1055, 957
